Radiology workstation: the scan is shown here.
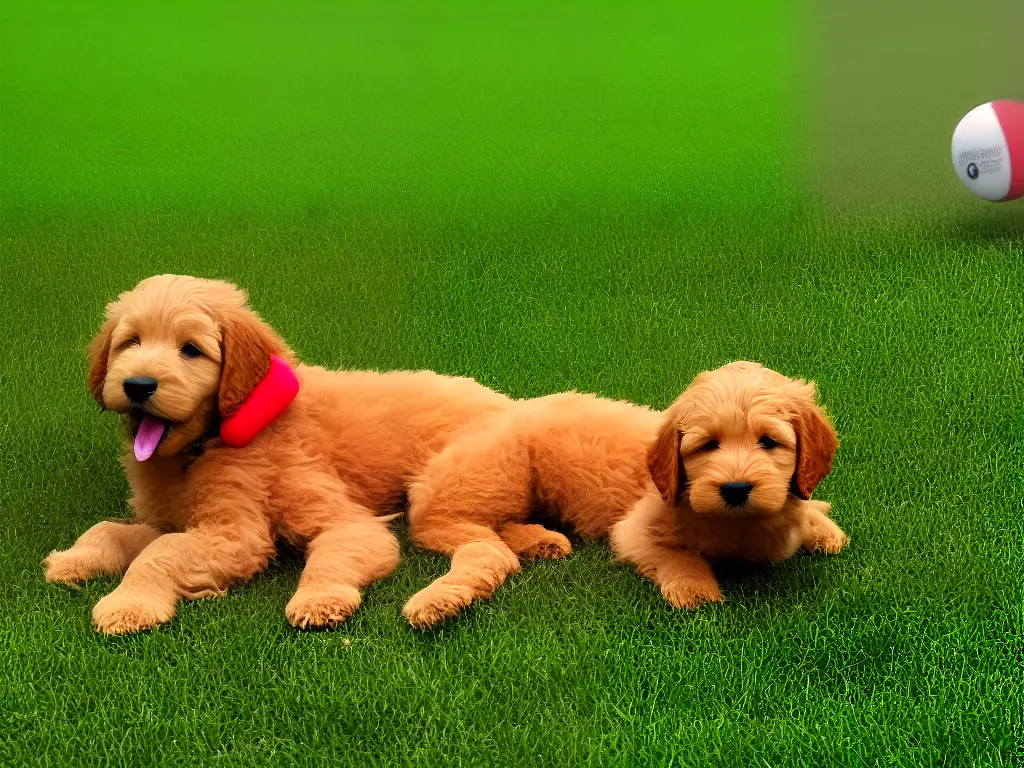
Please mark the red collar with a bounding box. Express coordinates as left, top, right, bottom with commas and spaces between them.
219, 356, 299, 448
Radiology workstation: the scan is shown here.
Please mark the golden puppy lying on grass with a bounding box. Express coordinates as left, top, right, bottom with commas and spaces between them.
403, 361, 849, 628
44, 275, 509, 634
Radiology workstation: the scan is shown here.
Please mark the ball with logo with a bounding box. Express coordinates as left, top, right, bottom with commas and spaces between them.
951, 100, 1024, 202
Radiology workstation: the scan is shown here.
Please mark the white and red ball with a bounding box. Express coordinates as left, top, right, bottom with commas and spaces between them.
951, 100, 1024, 202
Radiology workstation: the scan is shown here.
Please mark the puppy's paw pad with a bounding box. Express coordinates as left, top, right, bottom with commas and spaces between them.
92, 592, 174, 634
402, 582, 474, 630
43, 548, 101, 585
286, 585, 361, 629
522, 533, 572, 560
661, 579, 724, 611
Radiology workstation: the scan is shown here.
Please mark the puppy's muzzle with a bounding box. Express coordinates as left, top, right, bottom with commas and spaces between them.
123, 376, 158, 404
720, 481, 753, 508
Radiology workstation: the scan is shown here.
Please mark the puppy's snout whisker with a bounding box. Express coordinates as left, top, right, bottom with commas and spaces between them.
720, 481, 753, 508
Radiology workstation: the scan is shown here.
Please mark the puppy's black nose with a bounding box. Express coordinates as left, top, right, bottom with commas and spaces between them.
123, 376, 158, 403
720, 482, 754, 507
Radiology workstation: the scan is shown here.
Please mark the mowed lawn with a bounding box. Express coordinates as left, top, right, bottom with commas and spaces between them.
1, 2, 1021, 765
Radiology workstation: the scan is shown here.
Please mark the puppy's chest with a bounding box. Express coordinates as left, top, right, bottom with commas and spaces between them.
126, 459, 197, 530
680, 514, 803, 563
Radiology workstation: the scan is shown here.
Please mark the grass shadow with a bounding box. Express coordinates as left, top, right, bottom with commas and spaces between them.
948, 206, 1024, 245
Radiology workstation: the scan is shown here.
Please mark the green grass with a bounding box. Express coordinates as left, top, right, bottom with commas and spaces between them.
1, 1, 1022, 765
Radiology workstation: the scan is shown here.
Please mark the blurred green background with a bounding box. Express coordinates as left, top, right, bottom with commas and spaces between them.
1, 1, 1020, 765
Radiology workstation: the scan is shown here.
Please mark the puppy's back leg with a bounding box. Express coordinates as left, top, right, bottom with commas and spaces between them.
403, 431, 533, 629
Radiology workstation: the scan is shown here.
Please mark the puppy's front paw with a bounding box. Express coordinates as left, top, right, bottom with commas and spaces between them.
660, 577, 724, 610
805, 527, 849, 555
804, 516, 849, 555
92, 590, 176, 634
43, 547, 103, 585
806, 500, 832, 516
286, 585, 361, 629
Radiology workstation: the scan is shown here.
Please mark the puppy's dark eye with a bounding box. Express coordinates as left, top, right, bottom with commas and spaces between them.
180, 342, 203, 359
119, 336, 140, 350
698, 439, 720, 452
758, 436, 780, 450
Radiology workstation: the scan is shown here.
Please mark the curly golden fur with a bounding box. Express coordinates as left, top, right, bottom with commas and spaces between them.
44, 275, 509, 634
403, 361, 848, 628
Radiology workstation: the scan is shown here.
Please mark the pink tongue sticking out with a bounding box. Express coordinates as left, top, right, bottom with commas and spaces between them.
134, 416, 166, 462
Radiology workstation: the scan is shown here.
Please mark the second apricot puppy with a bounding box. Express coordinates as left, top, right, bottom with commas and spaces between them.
402, 361, 848, 628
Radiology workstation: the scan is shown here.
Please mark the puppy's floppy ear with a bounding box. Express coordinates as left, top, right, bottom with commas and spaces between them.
648, 405, 685, 506
218, 305, 293, 419
87, 314, 118, 407
789, 382, 838, 500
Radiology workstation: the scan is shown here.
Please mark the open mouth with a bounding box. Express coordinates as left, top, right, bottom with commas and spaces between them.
129, 409, 172, 462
